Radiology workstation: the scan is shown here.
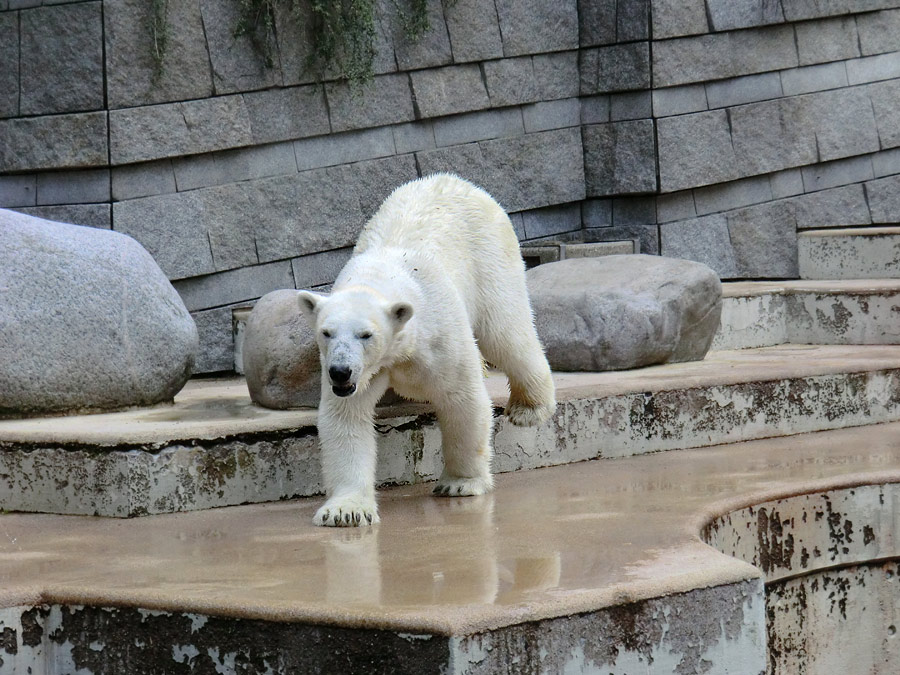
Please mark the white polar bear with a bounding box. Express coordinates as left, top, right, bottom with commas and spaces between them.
297, 174, 556, 527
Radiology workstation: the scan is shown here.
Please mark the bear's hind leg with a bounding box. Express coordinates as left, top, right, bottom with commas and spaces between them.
432, 382, 494, 497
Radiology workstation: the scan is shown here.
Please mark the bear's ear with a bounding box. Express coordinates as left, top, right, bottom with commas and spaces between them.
388, 301, 414, 329
297, 291, 326, 320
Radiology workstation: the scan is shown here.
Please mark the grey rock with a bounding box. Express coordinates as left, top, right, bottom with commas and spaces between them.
495, 0, 578, 56
868, 79, 900, 150
109, 96, 253, 165
244, 85, 330, 145
410, 64, 490, 119
660, 214, 738, 278
0, 112, 108, 173
19, 2, 103, 115
104, 0, 213, 109
0, 209, 197, 416
416, 127, 585, 213
444, 0, 503, 61
581, 42, 650, 94
857, 9, 900, 56
578, 0, 615, 46
326, 74, 415, 132
795, 16, 859, 66
391, 0, 453, 70
656, 110, 739, 193
583, 120, 657, 196
14, 204, 112, 230
706, 0, 783, 31
726, 201, 799, 277
243, 289, 320, 409
191, 305, 235, 374
526, 255, 721, 372
0, 13, 17, 117
651, 0, 708, 38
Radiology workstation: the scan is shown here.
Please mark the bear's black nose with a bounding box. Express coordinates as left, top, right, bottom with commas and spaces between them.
328, 365, 352, 384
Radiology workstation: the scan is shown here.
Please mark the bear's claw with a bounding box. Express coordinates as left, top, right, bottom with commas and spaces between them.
314, 496, 379, 527
432, 475, 493, 497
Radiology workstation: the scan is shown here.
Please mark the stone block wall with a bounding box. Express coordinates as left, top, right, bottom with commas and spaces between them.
1, 0, 899, 371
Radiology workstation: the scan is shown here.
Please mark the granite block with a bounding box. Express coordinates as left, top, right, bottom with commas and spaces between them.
495, 0, 578, 56
583, 120, 657, 196
111, 161, 177, 201
243, 86, 330, 145
410, 64, 490, 118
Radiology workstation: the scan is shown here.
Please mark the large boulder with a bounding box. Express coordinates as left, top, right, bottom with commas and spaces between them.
0, 210, 198, 417
242, 289, 320, 409
526, 255, 722, 372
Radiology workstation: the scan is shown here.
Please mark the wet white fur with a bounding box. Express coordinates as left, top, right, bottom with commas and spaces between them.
298, 174, 556, 527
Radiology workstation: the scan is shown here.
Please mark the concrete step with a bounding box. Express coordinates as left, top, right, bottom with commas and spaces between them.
713, 279, 900, 350
2, 345, 900, 516
0, 422, 899, 673
799, 226, 900, 280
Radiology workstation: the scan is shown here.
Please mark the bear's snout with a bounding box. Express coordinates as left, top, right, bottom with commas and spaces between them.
328, 365, 357, 397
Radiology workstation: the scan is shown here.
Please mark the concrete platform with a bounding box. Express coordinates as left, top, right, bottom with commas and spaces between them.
3, 345, 900, 516
0, 422, 899, 673
799, 227, 900, 280
712, 279, 900, 350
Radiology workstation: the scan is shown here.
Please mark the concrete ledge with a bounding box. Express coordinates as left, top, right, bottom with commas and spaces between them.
799, 226, 900, 279
2, 345, 900, 516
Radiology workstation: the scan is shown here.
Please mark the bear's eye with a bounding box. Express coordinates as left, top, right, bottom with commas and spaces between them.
359, 331, 372, 340
321, 329, 332, 339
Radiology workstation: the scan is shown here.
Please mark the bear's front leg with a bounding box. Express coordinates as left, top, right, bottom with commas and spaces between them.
313, 378, 387, 527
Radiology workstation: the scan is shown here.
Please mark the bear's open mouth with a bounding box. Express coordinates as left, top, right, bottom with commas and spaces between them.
332, 383, 356, 397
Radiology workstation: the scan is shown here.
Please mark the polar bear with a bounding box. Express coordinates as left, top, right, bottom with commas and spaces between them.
297, 174, 556, 527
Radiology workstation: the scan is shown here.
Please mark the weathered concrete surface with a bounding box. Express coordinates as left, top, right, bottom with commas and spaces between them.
0, 209, 198, 417
1, 345, 900, 515
527, 255, 722, 371
713, 280, 900, 350
799, 226, 900, 279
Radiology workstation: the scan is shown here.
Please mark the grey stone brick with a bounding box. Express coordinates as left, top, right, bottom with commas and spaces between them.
191, 306, 234, 373
393, 121, 436, 154
483, 57, 538, 107
656, 110, 739, 193
707, 0, 784, 31
15, 203, 111, 229
326, 74, 415, 132
583, 120, 657, 197
410, 64, 490, 119
523, 99, 581, 133
199, 0, 279, 95
19, 2, 103, 115
857, 9, 900, 56
0, 13, 17, 118
111, 160, 177, 201
578, 0, 616, 46
495, 0, 578, 56
780, 62, 849, 96
444, 0, 503, 61
294, 127, 395, 172
509, 212, 526, 240
243, 86, 330, 145
0, 112, 108, 173
105, 0, 213, 109
660, 214, 737, 278
705, 72, 783, 109
433, 108, 524, 147
274, 0, 323, 86
612, 195, 656, 225
656, 191, 696, 223
730, 97, 817, 177
781, 0, 898, 22
416, 127, 585, 213
582, 198, 613, 227
790, 183, 871, 229
521, 203, 582, 239
580, 96, 611, 124
846, 51, 900, 85
653, 25, 798, 88
349, 154, 420, 216
173, 143, 297, 192
651, 0, 708, 38
873, 148, 900, 178
109, 96, 254, 165
770, 168, 805, 198
292, 248, 353, 289
391, 0, 453, 70
0, 175, 36, 208
796, 16, 860, 66
581, 42, 651, 94
566, 240, 634, 257
36, 168, 110, 206
801, 155, 874, 192
869, 79, 900, 149
866, 174, 900, 224
533, 51, 580, 100
174, 260, 295, 312
584, 223, 658, 254
727, 201, 798, 278
610, 91, 652, 121
807, 87, 880, 162
652, 85, 707, 118
694, 176, 773, 216
617, 0, 650, 41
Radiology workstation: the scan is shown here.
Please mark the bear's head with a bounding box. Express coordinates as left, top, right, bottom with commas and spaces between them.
297, 287, 413, 398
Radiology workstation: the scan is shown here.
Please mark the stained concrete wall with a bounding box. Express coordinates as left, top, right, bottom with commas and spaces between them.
1, 0, 899, 371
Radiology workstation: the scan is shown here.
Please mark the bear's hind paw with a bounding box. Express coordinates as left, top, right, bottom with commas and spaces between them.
505, 399, 554, 427
314, 496, 379, 527
433, 475, 493, 497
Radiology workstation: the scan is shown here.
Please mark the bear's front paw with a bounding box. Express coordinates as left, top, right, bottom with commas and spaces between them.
505, 399, 554, 427
433, 474, 494, 497
314, 495, 380, 527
